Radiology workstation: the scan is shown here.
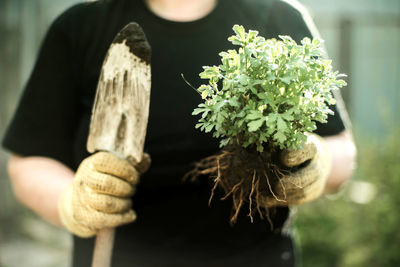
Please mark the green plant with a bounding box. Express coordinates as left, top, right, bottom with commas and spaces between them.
295, 128, 400, 266
187, 25, 347, 223
193, 25, 346, 151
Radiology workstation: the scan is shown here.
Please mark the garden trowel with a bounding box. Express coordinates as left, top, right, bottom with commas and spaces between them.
86, 22, 151, 267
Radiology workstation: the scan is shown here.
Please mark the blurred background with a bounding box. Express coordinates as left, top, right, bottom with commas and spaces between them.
0, 0, 399, 266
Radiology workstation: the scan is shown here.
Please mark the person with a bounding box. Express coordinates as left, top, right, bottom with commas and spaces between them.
3, 0, 356, 266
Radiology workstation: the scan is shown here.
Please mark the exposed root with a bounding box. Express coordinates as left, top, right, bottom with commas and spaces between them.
183, 151, 231, 182
208, 157, 222, 205
231, 189, 245, 223
221, 178, 244, 201
185, 145, 289, 225
277, 176, 287, 200
265, 171, 285, 203
209, 177, 220, 206
254, 179, 264, 220
247, 170, 257, 222
265, 207, 274, 231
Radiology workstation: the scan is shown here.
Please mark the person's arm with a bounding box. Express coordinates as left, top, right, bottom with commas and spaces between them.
8, 152, 147, 237
7, 155, 73, 226
323, 130, 357, 193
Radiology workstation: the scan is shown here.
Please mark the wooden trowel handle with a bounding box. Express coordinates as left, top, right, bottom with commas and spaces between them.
92, 228, 115, 267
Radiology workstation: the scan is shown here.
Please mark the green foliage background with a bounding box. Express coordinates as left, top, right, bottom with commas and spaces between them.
295, 127, 400, 267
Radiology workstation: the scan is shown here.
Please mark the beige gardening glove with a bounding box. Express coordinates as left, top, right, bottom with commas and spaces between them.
58, 152, 150, 237
265, 133, 331, 207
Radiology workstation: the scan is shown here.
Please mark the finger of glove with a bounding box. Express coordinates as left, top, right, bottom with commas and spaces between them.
279, 158, 319, 190
82, 171, 135, 197
263, 191, 308, 207
90, 152, 139, 184
262, 195, 287, 208
274, 158, 325, 205
275, 177, 325, 206
280, 136, 317, 167
58, 185, 97, 238
77, 208, 136, 229
82, 188, 132, 213
135, 153, 151, 174
69, 220, 97, 238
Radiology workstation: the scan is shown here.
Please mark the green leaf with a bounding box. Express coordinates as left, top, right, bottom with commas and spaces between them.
248, 119, 264, 132
229, 97, 240, 107
245, 110, 262, 120
215, 100, 226, 111
247, 30, 259, 42
192, 108, 205, 115
267, 113, 277, 124
201, 110, 210, 119
238, 74, 248, 85
312, 38, 321, 46
274, 131, 287, 143
232, 24, 245, 41
280, 74, 297, 85
220, 138, 230, 147
237, 118, 246, 127
279, 35, 294, 43
282, 113, 294, 121
205, 124, 214, 133
277, 116, 288, 132
228, 36, 243, 46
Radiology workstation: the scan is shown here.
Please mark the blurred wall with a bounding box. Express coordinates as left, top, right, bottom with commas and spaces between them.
300, 0, 400, 138
0, 1, 82, 266
0, 0, 82, 211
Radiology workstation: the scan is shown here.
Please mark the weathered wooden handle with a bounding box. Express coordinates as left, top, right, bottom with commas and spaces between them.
92, 228, 116, 267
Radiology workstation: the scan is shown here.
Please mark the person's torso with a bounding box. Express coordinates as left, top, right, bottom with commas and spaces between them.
65, 1, 301, 266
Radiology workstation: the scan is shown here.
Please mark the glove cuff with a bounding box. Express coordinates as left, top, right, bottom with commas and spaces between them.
313, 133, 332, 183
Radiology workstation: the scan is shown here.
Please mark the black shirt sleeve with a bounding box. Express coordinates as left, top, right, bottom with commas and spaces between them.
2, 7, 80, 167
267, 0, 348, 136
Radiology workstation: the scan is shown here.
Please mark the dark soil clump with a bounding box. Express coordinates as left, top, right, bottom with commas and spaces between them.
185, 145, 289, 224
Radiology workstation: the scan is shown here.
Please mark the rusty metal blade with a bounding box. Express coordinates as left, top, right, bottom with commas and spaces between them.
87, 22, 151, 164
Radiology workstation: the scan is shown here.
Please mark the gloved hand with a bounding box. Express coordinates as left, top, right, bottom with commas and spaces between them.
58, 152, 150, 237
265, 133, 331, 207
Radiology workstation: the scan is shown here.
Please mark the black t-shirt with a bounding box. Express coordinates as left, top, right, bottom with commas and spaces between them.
3, 0, 346, 266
